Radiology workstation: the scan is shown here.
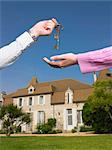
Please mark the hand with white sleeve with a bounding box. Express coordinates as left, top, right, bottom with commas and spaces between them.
29, 18, 58, 38
0, 18, 58, 69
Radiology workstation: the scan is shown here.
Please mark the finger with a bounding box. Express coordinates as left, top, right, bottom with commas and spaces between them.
43, 57, 51, 63
44, 25, 52, 31
51, 18, 58, 27
43, 58, 61, 68
45, 20, 55, 30
49, 62, 61, 68
50, 55, 66, 61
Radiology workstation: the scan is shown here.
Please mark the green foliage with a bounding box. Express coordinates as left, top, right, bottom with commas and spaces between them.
47, 118, 56, 128
0, 104, 31, 136
37, 118, 57, 134
0, 129, 5, 134
71, 127, 77, 133
71, 128, 77, 133
80, 125, 94, 132
48, 130, 57, 134
83, 80, 112, 133
37, 123, 52, 134
55, 129, 62, 133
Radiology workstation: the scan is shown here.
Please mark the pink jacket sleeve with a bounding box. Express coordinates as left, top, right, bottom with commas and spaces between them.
77, 46, 112, 73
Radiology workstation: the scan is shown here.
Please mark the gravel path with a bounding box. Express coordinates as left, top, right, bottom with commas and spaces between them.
0, 132, 101, 137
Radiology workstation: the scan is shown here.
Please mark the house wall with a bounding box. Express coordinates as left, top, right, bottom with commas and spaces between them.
52, 103, 84, 131
13, 94, 53, 131
13, 94, 84, 132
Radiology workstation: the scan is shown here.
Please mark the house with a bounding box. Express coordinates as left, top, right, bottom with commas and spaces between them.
3, 69, 112, 133
4, 77, 93, 132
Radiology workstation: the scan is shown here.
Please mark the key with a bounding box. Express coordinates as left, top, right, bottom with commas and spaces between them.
54, 23, 63, 50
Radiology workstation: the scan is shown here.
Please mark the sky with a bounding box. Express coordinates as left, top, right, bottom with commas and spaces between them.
0, 0, 112, 93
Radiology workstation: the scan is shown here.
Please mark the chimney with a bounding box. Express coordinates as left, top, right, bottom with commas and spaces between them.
93, 72, 97, 83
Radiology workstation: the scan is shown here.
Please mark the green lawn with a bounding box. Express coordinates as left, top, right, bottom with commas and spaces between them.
0, 135, 112, 150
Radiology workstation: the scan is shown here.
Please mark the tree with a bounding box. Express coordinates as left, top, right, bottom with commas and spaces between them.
83, 80, 112, 133
0, 104, 31, 136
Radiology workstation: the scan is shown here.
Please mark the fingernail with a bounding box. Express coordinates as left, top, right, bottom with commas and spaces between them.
50, 56, 54, 60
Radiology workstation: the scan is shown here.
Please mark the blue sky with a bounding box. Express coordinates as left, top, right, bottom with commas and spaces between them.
0, 0, 112, 93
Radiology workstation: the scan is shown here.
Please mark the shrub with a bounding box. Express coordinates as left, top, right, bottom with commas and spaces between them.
36, 118, 63, 134
71, 127, 77, 133
80, 126, 94, 132
37, 124, 52, 134
47, 118, 56, 128
48, 130, 57, 134
55, 129, 63, 133
37, 118, 56, 134
32, 131, 39, 134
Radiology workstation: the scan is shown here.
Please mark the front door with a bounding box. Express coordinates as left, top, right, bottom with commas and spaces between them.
63, 108, 77, 131
66, 109, 73, 130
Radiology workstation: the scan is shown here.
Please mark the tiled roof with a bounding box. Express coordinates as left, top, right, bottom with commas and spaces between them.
12, 85, 53, 98
38, 79, 91, 93
73, 88, 94, 102
51, 92, 65, 104
4, 78, 92, 105
51, 88, 93, 105
97, 69, 112, 81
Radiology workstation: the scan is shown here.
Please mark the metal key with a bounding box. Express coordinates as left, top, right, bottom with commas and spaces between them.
54, 24, 63, 50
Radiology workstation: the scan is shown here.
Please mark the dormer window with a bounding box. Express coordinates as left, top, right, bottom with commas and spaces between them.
30, 89, 33, 92
28, 86, 35, 94
65, 87, 73, 104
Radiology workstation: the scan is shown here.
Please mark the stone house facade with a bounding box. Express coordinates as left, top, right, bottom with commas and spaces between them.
4, 77, 93, 132
3, 69, 112, 133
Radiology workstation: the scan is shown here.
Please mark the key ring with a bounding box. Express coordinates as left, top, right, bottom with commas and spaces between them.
54, 23, 63, 50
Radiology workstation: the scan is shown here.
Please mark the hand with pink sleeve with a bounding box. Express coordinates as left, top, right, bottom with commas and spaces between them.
43, 46, 112, 73
77, 46, 112, 73
43, 53, 78, 68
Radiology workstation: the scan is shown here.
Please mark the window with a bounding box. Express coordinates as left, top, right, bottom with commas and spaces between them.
37, 111, 45, 124
28, 86, 35, 94
65, 87, 73, 104
67, 93, 70, 103
29, 97, 32, 106
39, 95, 44, 105
67, 109, 72, 125
30, 89, 33, 92
67, 92, 73, 104
77, 110, 82, 124
19, 98, 22, 106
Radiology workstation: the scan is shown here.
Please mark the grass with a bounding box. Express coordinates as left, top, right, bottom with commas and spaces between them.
0, 135, 112, 150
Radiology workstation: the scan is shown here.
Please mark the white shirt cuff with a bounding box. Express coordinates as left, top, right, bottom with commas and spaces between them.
16, 31, 34, 51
